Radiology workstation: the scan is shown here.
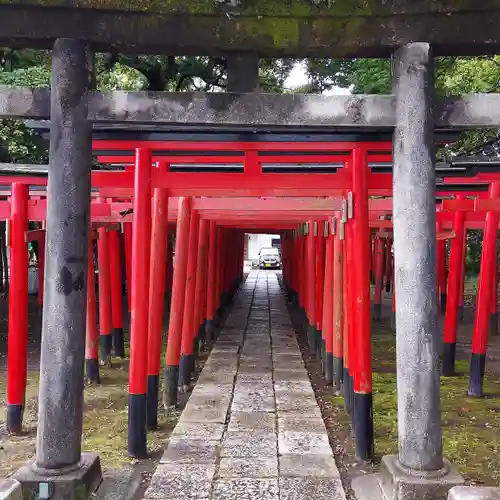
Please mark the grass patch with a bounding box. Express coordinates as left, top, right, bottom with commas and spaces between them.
327, 324, 500, 485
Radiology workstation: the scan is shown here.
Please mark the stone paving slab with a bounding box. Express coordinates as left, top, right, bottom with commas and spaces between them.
143, 271, 345, 500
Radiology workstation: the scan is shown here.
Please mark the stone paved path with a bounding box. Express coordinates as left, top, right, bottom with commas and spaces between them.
143, 271, 346, 500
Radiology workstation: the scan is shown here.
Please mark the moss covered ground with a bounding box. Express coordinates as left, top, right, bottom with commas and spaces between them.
328, 323, 500, 486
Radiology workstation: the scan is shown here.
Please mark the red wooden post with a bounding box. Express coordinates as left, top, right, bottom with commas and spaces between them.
193, 219, 210, 348
490, 251, 498, 335
469, 181, 500, 397
163, 196, 192, 408
322, 219, 334, 384
6, 183, 28, 434
306, 220, 317, 351
343, 221, 354, 413
315, 221, 326, 360
108, 229, 125, 358
443, 197, 466, 376
146, 187, 169, 430
128, 148, 152, 458
205, 221, 217, 342
179, 210, 200, 390
85, 237, 99, 384
97, 225, 112, 365
351, 147, 373, 461
373, 235, 384, 321
332, 222, 344, 391
458, 230, 466, 321
166, 232, 174, 300
37, 229, 45, 305
123, 222, 132, 311
436, 221, 447, 314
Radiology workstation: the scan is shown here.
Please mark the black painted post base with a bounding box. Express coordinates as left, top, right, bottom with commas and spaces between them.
147, 374, 159, 430
324, 352, 333, 385
163, 365, 179, 408
442, 342, 456, 377
112, 327, 125, 358
458, 306, 464, 321
468, 353, 486, 397
390, 312, 396, 331
85, 358, 100, 384
440, 293, 447, 315
353, 392, 374, 462
343, 368, 354, 414
197, 324, 206, 347
321, 338, 326, 372
205, 319, 215, 344
179, 354, 194, 390
489, 312, 499, 336
314, 328, 322, 357
6, 404, 23, 435
306, 324, 316, 351
128, 393, 147, 458
373, 303, 382, 321
99, 334, 113, 366
13, 453, 102, 500
333, 356, 344, 391
385, 280, 391, 293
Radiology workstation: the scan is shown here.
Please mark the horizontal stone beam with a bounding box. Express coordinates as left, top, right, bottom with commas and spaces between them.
1, 4, 500, 57
4, 89, 500, 129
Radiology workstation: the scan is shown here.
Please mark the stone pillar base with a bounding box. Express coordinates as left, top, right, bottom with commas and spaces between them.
352, 455, 463, 500
448, 487, 500, 500
12, 453, 102, 500
0, 478, 22, 500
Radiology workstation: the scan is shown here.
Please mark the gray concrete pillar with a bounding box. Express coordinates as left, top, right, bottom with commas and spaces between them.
227, 54, 260, 92
392, 42, 443, 472
14, 38, 102, 499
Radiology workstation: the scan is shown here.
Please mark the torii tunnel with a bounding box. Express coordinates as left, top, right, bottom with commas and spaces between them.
5, 130, 500, 468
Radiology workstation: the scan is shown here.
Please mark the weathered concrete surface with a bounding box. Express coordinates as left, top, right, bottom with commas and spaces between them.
35, 38, 95, 472
0, 479, 22, 500
392, 42, 442, 472
5, 88, 500, 130
448, 487, 500, 500
1, 2, 500, 57
143, 270, 345, 500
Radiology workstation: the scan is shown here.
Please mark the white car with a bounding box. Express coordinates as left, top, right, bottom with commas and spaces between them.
258, 247, 281, 269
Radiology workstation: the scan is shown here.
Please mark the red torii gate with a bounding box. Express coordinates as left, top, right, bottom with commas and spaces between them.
5, 137, 500, 462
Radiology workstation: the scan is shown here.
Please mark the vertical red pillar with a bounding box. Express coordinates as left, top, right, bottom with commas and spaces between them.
373, 235, 384, 321
343, 221, 354, 413
6, 183, 28, 434
215, 227, 223, 314
85, 236, 99, 384
193, 219, 210, 347
97, 224, 113, 365
316, 221, 326, 360
351, 147, 373, 461
37, 230, 45, 306
332, 222, 344, 391
179, 210, 200, 389
163, 197, 192, 408
469, 181, 500, 397
306, 220, 317, 351
108, 229, 125, 358
166, 231, 174, 300
443, 198, 466, 376
128, 148, 152, 458
123, 222, 132, 311
436, 222, 447, 314
206, 221, 217, 342
490, 252, 498, 335
322, 220, 334, 384
458, 230, 466, 321
146, 187, 169, 430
